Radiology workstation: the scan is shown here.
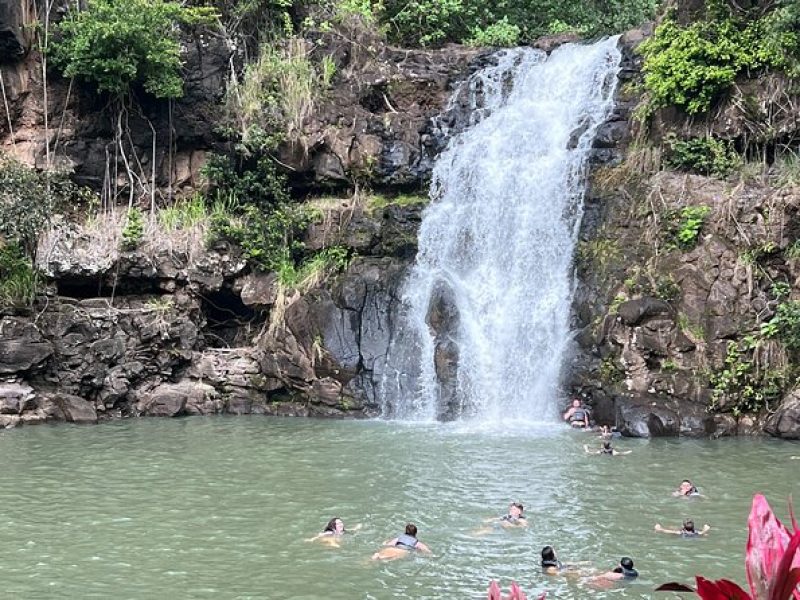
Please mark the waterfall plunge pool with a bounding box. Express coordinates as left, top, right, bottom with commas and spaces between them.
1, 417, 798, 599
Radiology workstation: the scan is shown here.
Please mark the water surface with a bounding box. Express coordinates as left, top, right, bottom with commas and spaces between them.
1, 417, 798, 599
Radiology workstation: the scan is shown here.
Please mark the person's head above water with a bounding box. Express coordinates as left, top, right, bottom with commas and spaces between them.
677, 480, 698, 495
324, 517, 344, 534
615, 557, 638, 577
508, 502, 524, 517
602, 441, 613, 451
541, 546, 557, 563
404, 523, 418, 537
682, 519, 695, 532
572, 399, 581, 408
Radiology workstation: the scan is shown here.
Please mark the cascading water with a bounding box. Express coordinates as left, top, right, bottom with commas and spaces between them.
378, 38, 622, 423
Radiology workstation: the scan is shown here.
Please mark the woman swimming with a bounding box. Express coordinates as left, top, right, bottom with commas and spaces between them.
584, 441, 631, 456
673, 479, 702, 497
306, 517, 361, 547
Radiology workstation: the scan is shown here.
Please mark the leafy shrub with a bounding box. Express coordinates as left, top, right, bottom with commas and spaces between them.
51, 0, 216, 99
761, 300, 800, 352
664, 136, 741, 176
203, 153, 290, 210
158, 195, 207, 231
0, 154, 88, 258
466, 17, 521, 47
640, 6, 800, 115
666, 205, 711, 249
383, 0, 656, 47
709, 338, 784, 415
121, 208, 145, 251
0, 243, 40, 308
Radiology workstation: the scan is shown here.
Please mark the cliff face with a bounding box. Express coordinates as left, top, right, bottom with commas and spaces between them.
0, 1, 482, 427
569, 27, 800, 439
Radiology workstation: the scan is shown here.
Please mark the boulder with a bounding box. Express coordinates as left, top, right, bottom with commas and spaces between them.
0, 382, 34, 414
616, 297, 671, 327
50, 393, 98, 424
137, 382, 216, 417
765, 390, 800, 440
616, 397, 681, 437
0, 318, 53, 374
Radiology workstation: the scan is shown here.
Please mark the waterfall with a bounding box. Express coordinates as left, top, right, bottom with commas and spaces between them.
378, 38, 622, 423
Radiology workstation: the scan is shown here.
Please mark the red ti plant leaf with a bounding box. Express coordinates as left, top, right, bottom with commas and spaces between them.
695, 577, 753, 600
767, 531, 800, 600
508, 582, 527, 600
746, 495, 800, 600
488, 580, 502, 600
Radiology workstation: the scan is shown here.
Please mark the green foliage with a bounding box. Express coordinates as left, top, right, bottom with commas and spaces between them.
121, 208, 145, 251
640, 7, 800, 115
158, 195, 207, 231
466, 17, 520, 47
664, 136, 741, 176
665, 205, 711, 249
225, 37, 331, 152
0, 243, 40, 308
709, 337, 785, 415
367, 193, 429, 212
761, 300, 800, 352
785, 240, 800, 261
202, 153, 290, 210
576, 238, 620, 273
599, 356, 623, 384
51, 0, 216, 99
771, 281, 791, 300
0, 154, 88, 258
655, 274, 681, 301
382, 0, 656, 47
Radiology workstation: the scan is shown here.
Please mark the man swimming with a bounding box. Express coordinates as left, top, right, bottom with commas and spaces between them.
584, 441, 631, 456
371, 523, 432, 561
594, 557, 639, 581
655, 519, 710, 537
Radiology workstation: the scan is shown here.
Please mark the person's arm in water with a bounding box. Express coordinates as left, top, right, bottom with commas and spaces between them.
347, 523, 363, 533
584, 444, 600, 454
563, 407, 575, 421
415, 541, 433, 554
382, 536, 399, 546
697, 524, 711, 535
654, 524, 683, 534
612, 449, 632, 455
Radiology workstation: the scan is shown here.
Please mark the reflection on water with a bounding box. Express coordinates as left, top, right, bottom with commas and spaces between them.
0, 417, 798, 599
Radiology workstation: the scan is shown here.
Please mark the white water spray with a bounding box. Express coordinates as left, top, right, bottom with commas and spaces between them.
379, 38, 622, 423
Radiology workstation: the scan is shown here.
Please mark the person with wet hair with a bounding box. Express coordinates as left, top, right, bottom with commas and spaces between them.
594, 557, 639, 581
306, 517, 361, 547
655, 519, 710, 537
584, 441, 631, 456
541, 545, 564, 574
673, 479, 703, 497
371, 523, 432, 560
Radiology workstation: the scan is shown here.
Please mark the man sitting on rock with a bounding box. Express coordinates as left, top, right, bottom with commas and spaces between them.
563, 398, 590, 428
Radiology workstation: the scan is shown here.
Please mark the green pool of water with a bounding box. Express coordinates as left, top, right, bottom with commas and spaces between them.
1, 417, 798, 599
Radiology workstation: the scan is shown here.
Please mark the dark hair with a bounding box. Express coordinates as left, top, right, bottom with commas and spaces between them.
620, 557, 634, 570
405, 523, 418, 537
541, 546, 556, 562
323, 517, 341, 533
602, 441, 612, 450
510, 502, 524, 512
683, 519, 695, 532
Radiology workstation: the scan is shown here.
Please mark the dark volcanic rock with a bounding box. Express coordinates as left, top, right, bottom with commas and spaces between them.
0, 318, 53, 374
765, 390, 800, 440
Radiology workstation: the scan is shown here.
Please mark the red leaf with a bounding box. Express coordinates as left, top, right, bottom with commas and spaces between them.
747, 495, 793, 599
768, 531, 800, 600
508, 581, 527, 600
696, 576, 753, 600
488, 580, 501, 600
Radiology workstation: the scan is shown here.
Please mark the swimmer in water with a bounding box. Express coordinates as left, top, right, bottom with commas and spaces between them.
371, 523, 432, 561
673, 479, 703, 497
584, 441, 631, 456
655, 519, 710, 537
597, 425, 621, 439
306, 517, 361, 547
593, 557, 639, 582
541, 546, 594, 577
474, 502, 527, 535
